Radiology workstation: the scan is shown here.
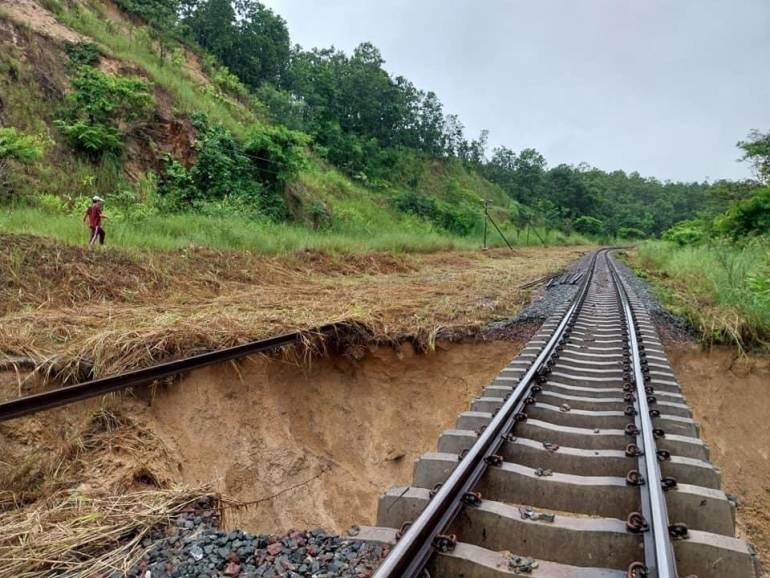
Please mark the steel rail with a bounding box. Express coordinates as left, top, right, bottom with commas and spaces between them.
372, 249, 603, 578
0, 323, 345, 422
608, 254, 679, 578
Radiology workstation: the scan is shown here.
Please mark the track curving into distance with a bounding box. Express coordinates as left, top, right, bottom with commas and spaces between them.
361, 249, 759, 578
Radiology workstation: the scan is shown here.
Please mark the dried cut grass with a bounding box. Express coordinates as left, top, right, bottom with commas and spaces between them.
0, 407, 175, 510
0, 487, 220, 578
0, 234, 591, 383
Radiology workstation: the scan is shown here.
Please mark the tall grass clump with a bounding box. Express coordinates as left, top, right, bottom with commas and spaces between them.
636, 239, 770, 349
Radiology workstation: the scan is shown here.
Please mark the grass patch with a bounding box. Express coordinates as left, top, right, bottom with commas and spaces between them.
0, 207, 476, 254
634, 240, 770, 350
0, 207, 591, 254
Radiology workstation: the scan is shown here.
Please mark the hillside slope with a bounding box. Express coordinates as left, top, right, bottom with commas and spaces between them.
0, 0, 538, 250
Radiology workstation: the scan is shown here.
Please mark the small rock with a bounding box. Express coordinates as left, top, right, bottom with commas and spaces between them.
189, 545, 204, 561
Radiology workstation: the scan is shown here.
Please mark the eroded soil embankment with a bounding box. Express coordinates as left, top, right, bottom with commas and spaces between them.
665, 341, 770, 571
145, 340, 522, 533
0, 339, 525, 535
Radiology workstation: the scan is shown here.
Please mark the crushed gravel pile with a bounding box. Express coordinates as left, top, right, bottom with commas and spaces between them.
126, 499, 387, 578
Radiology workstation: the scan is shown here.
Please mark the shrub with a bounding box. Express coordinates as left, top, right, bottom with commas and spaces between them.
392, 190, 477, 235
393, 190, 436, 219
0, 127, 46, 196
212, 66, 248, 98
64, 42, 101, 67
36, 193, 68, 213
157, 156, 195, 206
573, 215, 605, 236
617, 226, 647, 240
436, 203, 477, 235
0, 127, 45, 164
661, 221, 706, 246
55, 68, 153, 156
158, 118, 305, 220
243, 123, 310, 191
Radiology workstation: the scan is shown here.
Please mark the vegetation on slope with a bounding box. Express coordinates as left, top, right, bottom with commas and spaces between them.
634, 132, 770, 350
0, 0, 730, 253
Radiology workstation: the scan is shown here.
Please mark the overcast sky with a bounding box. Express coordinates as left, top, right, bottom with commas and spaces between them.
261, 0, 770, 182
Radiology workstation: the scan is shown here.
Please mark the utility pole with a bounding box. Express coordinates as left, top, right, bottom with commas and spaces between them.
483, 200, 515, 252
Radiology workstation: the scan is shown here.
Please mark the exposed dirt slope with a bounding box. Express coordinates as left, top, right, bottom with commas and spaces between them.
0, 339, 525, 534
146, 340, 523, 532
666, 341, 770, 573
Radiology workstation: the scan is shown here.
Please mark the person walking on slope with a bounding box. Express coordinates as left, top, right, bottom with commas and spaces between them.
84, 196, 107, 247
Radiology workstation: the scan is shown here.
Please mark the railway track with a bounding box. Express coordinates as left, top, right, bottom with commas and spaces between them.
1, 248, 759, 576
358, 250, 759, 578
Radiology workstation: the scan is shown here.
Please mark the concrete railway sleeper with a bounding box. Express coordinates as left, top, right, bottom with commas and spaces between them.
360, 250, 760, 578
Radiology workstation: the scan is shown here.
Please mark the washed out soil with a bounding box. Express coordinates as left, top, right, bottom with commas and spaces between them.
0, 338, 526, 537
144, 339, 524, 533
664, 339, 770, 574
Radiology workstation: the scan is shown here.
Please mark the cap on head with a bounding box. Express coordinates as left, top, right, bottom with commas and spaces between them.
92, 196, 104, 203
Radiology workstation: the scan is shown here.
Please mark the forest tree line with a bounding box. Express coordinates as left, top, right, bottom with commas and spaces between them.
44, 0, 770, 237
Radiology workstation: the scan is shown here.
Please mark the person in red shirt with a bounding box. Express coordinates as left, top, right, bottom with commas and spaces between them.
83, 196, 106, 247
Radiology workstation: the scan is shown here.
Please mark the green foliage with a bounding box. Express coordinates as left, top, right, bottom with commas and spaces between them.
638, 240, 770, 348
254, 84, 308, 131
573, 215, 604, 236
184, 0, 290, 88
114, 0, 180, 27
393, 190, 478, 235
212, 65, 248, 97
55, 67, 153, 156
188, 119, 263, 204
158, 117, 307, 219
394, 190, 436, 219
738, 129, 770, 184
714, 187, 770, 239
0, 127, 46, 197
617, 227, 647, 240
64, 42, 101, 67
243, 123, 309, 191
0, 127, 45, 164
661, 220, 706, 245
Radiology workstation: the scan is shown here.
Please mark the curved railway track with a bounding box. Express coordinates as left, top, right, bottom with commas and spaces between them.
359, 250, 759, 578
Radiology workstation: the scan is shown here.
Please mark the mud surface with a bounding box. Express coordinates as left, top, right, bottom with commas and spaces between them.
665, 340, 770, 574
141, 340, 524, 534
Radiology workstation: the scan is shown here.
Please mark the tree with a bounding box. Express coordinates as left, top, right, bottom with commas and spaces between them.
114, 0, 180, 27
231, 1, 291, 87
512, 148, 546, 205
714, 187, 770, 238
738, 129, 770, 184
185, 0, 236, 61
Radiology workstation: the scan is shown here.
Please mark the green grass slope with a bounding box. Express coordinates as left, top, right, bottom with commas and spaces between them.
0, 0, 588, 253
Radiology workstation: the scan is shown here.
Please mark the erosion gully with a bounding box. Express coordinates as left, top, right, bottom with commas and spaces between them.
359, 249, 760, 578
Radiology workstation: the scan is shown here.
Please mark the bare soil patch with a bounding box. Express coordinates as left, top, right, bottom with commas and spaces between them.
665, 340, 770, 573
0, 0, 86, 43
